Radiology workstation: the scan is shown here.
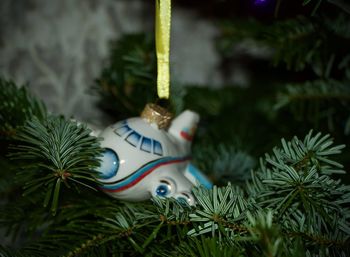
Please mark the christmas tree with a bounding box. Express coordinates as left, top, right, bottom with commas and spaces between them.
1, 0, 350, 256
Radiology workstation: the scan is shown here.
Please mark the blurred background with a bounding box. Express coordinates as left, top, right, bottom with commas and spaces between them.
0, 0, 224, 123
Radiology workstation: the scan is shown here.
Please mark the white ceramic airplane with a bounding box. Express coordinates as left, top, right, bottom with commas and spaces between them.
95, 107, 212, 205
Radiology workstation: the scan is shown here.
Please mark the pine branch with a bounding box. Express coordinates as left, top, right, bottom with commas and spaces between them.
174, 236, 243, 257
10, 116, 103, 215
218, 14, 350, 77
17, 197, 162, 257
263, 17, 324, 72
245, 210, 282, 257
328, 0, 350, 14
0, 197, 51, 243
247, 131, 350, 256
323, 13, 350, 39
303, 0, 350, 15
152, 197, 192, 225
218, 17, 319, 71
193, 144, 255, 185
0, 78, 46, 140
12, 197, 123, 256
275, 80, 350, 107
274, 80, 350, 132
0, 157, 19, 196
271, 130, 345, 174
93, 34, 157, 119
188, 184, 249, 238
302, 0, 324, 15
0, 245, 31, 257
2, 131, 349, 257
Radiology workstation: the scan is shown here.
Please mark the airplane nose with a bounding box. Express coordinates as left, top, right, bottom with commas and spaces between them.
96, 148, 120, 179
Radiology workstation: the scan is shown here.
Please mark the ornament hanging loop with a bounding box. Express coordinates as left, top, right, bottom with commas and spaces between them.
156, 0, 171, 99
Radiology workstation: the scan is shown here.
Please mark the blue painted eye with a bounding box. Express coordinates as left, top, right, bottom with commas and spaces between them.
156, 184, 171, 197
96, 148, 119, 179
177, 196, 188, 205
176, 193, 193, 206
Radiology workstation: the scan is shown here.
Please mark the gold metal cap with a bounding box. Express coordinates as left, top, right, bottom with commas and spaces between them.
141, 103, 173, 129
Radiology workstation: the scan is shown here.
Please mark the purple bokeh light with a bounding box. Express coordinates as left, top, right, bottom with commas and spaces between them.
254, 0, 268, 5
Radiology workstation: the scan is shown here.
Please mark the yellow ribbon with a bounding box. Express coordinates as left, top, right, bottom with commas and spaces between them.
156, 0, 171, 99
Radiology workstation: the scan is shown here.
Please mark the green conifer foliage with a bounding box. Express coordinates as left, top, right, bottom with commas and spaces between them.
0, 79, 46, 140
93, 34, 157, 120
0, 85, 349, 256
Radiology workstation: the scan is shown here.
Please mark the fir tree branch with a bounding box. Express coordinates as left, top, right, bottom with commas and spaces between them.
304, 0, 350, 15
0, 157, 19, 196
193, 144, 255, 185
246, 132, 350, 256
174, 236, 243, 257
2, 131, 349, 257
93, 34, 157, 119
328, 0, 350, 14
273, 80, 350, 133
218, 14, 350, 77
275, 80, 350, 109
0, 245, 30, 257
287, 231, 348, 247
0, 78, 46, 140
10, 116, 103, 215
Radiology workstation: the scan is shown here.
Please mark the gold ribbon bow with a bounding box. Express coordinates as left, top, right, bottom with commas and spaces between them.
156, 0, 171, 99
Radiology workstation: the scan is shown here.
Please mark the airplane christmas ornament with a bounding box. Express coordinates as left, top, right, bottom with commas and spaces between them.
95, 103, 212, 205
